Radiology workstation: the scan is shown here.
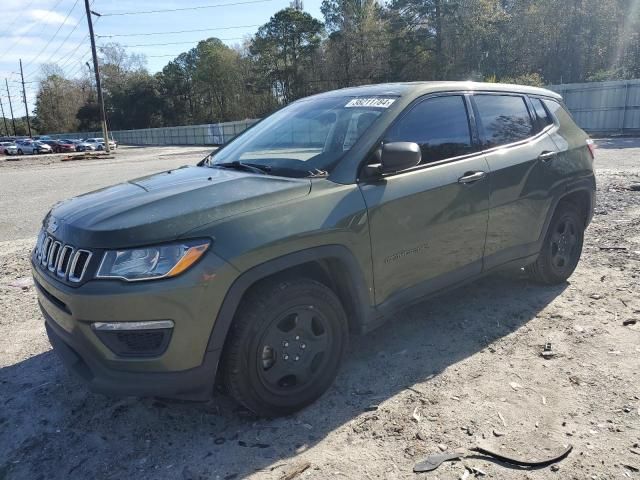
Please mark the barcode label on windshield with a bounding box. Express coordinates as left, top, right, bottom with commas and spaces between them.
345, 97, 396, 108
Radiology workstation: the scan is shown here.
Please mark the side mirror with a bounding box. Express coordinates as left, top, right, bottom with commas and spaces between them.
378, 142, 421, 174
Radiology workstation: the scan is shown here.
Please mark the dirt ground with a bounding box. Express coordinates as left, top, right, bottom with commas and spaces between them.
0, 140, 639, 480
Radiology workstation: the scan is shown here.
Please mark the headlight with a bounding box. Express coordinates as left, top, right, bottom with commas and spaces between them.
96, 240, 210, 281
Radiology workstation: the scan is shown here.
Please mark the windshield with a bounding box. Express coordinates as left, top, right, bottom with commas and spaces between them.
207, 95, 395, 177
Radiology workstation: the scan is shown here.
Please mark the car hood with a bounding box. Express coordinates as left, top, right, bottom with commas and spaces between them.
46, 166, 312, 248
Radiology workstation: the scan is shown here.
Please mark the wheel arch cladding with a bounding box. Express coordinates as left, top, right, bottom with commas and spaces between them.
205, 246, 373, 356
558, 189, 592, 227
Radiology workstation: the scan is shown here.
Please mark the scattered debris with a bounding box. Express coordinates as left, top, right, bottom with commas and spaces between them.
599, 246, 627, 251
413, 443, 573, 473
623, 319, 637, 326
509, 382, 522, 391
463, 463, 487, 476
411, 407, 422, 423
280, 461, 311, 480
541, 343, 555, 359
498, 412, 507, 427
438, 444, 448, 452
8, 277, 33, 289
590, 293, 603, 300
628, 184, 640, 191
492, 429, 506, 437
61, 152, 114, 162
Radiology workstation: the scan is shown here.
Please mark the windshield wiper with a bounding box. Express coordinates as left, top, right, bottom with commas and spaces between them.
307, 169, 329, 178
213, 161, 272, 175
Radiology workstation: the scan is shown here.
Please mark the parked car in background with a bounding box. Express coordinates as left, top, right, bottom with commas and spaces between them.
50, 140, 77, 153
15, 139, 52, 155
0, 141, 18, 155
75, 140, 97, 152
84, 137, 117, 150
41, 140, 59, 152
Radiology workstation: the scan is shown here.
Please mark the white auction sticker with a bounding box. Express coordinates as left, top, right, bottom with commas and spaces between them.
345, 97, 396, 108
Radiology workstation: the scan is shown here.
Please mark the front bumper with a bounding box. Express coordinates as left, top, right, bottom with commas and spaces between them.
32, 250, 236, 400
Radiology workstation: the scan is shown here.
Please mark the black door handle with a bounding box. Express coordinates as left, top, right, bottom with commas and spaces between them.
458, 171, 487, 184
538, 151, 557, 162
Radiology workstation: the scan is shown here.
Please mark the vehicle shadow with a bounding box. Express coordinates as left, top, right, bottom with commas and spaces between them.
0, 272, 566, 479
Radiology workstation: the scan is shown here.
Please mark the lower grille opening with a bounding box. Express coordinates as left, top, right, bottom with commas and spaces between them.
95, 329, 172, 357
34, 279, 71, 314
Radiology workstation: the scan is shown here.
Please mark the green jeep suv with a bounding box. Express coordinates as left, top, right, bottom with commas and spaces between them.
32, 82, 595, 416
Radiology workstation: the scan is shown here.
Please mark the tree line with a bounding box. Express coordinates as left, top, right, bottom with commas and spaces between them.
22, 0, 640, 135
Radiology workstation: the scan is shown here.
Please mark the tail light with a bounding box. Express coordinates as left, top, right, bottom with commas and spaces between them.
586, 139, 596, 160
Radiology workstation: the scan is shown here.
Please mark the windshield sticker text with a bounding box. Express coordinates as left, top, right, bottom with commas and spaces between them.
345, 97, 396, 109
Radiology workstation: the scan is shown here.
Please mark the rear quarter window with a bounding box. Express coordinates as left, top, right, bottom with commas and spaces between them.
542, 98, 574, 126
531, 98, 553, 129
474, 94, 535, 148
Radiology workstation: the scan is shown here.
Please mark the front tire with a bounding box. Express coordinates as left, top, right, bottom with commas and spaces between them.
222, 278, 348, 417
526, 202, 584, 285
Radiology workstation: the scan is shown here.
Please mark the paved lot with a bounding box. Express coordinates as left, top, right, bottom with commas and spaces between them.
0, 146, 212, 242
0, 140, 639, 480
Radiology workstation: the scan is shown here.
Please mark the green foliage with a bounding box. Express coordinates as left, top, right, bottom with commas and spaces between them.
250, 8, 324, 102
32, 1, 640, 134
499, 73, 546, 87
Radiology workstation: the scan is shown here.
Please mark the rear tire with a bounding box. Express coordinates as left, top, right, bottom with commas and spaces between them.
17, 149, 23, 155
222, 277, 348, 417
526, 202, 584, 285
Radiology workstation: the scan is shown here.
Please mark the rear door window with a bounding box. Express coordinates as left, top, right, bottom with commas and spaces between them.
385, 95, 474, 164
474, 94, 535, 148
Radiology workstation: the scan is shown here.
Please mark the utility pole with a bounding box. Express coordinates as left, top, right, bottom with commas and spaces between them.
4, 79, 16, 136
19, 59, 32, 137
0, 96, 9, 137
84, 0, 110, 153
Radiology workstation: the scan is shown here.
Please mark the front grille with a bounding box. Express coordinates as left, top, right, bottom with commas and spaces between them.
35, 231, 93, 283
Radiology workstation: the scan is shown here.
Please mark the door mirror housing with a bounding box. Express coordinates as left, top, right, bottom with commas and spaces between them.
378, 142, 421, 174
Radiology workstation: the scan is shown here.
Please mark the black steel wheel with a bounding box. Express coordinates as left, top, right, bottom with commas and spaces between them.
526, 202, 584, 285
222, 277, 348, 417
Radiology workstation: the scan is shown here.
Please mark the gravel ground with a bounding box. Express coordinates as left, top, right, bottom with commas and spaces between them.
0, 140, 639, 480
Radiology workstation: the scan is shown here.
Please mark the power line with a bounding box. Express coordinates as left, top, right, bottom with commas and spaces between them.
96, 24, 261, 38
113, 38, 245, 48
100, 0, 280, 16
0, 0, 67, 62
23, 9, 88, 79
22, 0, 82, 71
0, 0, 38, 37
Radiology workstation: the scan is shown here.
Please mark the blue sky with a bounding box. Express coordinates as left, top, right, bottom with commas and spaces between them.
0, 0, 325, 116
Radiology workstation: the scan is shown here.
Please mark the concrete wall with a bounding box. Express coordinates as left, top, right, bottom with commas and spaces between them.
48, 119, 259, 146
548, 79, 640, 134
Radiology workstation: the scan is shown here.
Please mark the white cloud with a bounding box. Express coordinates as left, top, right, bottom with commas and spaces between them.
29, 9, 76, 26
